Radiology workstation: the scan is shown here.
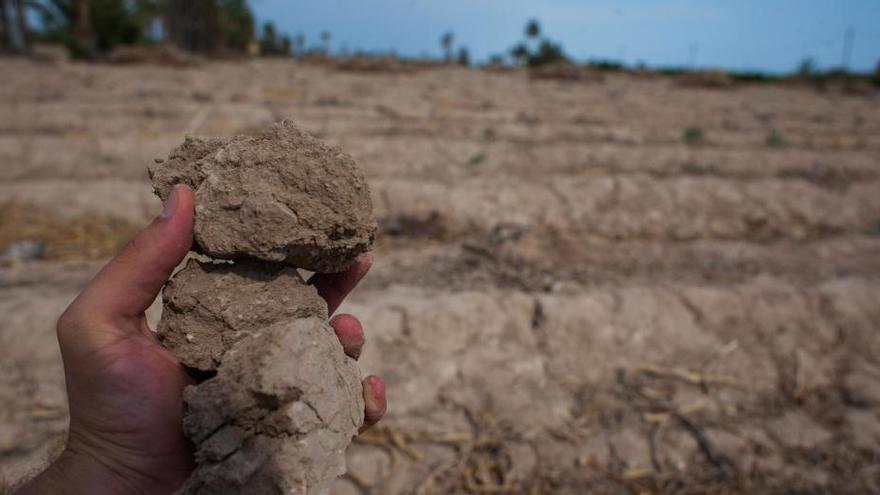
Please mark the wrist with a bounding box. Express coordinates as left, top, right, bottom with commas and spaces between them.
16, 448, 141, 495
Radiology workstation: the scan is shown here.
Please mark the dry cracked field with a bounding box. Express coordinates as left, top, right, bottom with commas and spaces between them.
1, 58, 879, 494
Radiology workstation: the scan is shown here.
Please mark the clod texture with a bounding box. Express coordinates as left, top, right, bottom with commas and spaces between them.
149, 121, 377, 273
179, 318, 364, 495
149, 122, 375, 494
158, 259, 327, 372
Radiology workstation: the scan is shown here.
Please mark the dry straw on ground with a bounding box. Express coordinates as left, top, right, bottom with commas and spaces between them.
0, 202, 139, 262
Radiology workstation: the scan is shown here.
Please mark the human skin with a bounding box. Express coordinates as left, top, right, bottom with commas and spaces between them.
16, 185, 387, 495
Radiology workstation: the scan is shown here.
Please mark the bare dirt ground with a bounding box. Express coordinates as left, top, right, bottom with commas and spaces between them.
1, 58, 879, 494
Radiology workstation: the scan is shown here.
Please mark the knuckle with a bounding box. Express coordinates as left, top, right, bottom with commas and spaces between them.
117, 235, 145, 263
56, 305, 84, 338
56, 303, 105, 339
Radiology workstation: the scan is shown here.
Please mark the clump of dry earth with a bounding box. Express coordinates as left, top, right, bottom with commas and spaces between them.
149, 122, 375, 494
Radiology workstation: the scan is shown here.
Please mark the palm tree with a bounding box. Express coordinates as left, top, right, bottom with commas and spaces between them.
319, 30, 330, 53
440, 31, 453, 62
525, 19, 540, 39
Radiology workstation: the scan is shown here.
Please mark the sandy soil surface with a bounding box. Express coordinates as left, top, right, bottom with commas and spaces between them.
1, 58, 879, 494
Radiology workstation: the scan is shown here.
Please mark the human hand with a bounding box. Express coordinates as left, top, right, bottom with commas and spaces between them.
17, 185, 386, 495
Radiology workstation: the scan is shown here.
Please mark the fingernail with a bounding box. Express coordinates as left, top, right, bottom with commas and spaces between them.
161, 185, 180, 219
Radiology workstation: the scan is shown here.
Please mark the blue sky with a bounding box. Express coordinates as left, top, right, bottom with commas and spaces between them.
251, 0, 880, 74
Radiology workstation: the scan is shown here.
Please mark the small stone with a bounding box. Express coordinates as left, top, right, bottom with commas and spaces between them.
843, 366, 880, 407
2, 240, 45, 262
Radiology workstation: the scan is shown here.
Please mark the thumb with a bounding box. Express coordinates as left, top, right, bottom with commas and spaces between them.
73, 184, 194, 322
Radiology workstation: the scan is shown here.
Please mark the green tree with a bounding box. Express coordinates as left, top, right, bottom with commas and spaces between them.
34, 0, 255, 57
508, 19, 569, 67
36, 0, 151, 56
873, 59, 880, 87
529, 39, 568, 67
214, 0, 254, 52
91, 0, 141, 51
162, 0, 253, 54
510, 42, 528, 64
259, 20, 278, 54
797, 57, 816, 79
259, 24, 291, 57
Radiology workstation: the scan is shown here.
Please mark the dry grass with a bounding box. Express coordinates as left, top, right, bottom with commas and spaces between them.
0, 202, 140, 261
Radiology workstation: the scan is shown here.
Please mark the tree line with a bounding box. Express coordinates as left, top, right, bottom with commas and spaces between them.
0, 0, 362, 59
0, 0, 282, 57
0, 6, 578, 68
3, 6, 874, 79
0, 3, 550, 67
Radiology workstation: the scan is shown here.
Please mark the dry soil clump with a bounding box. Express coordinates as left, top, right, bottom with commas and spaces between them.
157, 259, 327, 372
180, 318, 364, 494
151, 122, 374, 494
150, 121, 376, 273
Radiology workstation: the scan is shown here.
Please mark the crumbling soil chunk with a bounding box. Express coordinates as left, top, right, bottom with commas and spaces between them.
151, 122, 376, 493
158, 259, 327, 372
179, 318, 364, 494
150, 121, 376, 273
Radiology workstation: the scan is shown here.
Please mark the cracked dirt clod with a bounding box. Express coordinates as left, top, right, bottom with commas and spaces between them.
158, 259, 327, 372
151, 122, 376, 493
179, 317, 365, 495
150, 121, 377, 273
